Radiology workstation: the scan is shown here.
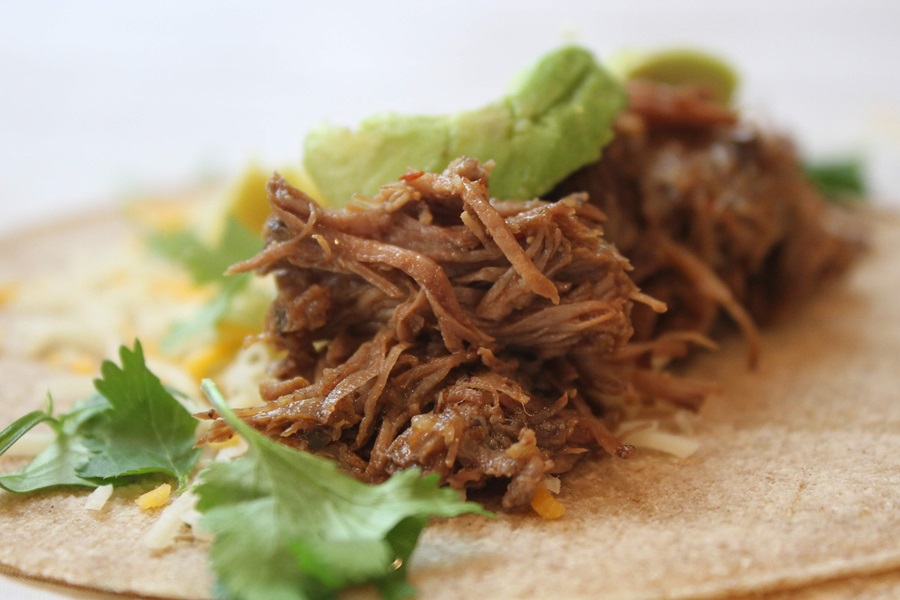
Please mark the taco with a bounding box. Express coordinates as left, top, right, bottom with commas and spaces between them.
1, 46, 898, 599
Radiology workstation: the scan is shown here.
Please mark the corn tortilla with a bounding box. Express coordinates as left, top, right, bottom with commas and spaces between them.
0, 205, 898, 599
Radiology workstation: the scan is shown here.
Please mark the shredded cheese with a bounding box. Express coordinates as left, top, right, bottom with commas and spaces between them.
124, 194, 201, 232
213, 437, 249, 461
543, 475, 561, 495
217, 342, 279, 409
142, 491, 200, 550
530, 483, 566, 520
2, 241, 208, 380
0, 281, 18, 307
84, 484, 114, 511
617, 418, 701, 459
629, 429, 700, 459
135, 483, 172, 510
149, 275, 206, 302
184, 324, 256, 383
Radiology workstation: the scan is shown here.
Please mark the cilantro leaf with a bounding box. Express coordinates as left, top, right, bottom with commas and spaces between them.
804, 157, 867, 202
148, 216, 262, 285
195, 380, 490, 600
78, 342, 201, 487
0, 342, 200, 492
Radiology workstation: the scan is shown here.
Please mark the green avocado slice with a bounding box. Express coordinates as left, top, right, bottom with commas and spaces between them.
609, 47, 739, 104
303, 46, 626, 204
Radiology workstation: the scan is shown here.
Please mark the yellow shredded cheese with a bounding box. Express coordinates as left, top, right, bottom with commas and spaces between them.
150, 275, 206, 302
135, 483, 172, 510
125, 197, 193, 231
43, 348, 99, 375
183, 345, 227, 383
184, 323, 256, 382
0, 281, 18, 307
206, 435, 241, 450
68, 353, 97, 375
530, 484, 566, 520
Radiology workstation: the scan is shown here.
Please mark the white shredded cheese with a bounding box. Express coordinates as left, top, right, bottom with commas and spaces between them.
543, 475, 561, 495
623, 428, 700, 459
179, 502, 214, 543
217, 342, 277, 409
142, 490, 199, 551
2, 243, 205, 375
214, 437, 249, 461
617, 418, 701, 459
0, 234, 222, 420
84, 484, 114, 511
673, 409, 698, 436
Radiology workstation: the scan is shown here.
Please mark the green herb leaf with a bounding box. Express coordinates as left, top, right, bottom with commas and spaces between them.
0, 396, 110, 492
78, 341, 201, 487
804, 158, 867, 201
148, 217, 262, 285
0, 342, 200, 492
195, 380, 490, 600
149, 215, 267, 354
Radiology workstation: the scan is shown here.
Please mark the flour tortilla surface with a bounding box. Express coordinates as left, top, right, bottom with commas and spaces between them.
0, 205, 898, 600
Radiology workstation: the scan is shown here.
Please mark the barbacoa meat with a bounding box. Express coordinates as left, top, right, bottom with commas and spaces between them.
206, 157, 695, 509
205, 80, 859, 509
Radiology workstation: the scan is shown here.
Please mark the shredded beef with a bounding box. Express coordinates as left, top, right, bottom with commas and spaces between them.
206, 157, 686, 509
205, 80, 860, 510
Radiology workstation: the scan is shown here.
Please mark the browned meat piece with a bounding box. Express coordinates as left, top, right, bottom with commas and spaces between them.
207, 158, 669, 509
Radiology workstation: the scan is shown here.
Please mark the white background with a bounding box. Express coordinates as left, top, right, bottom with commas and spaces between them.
0, 1, 899, 597
1, 0, 900, 237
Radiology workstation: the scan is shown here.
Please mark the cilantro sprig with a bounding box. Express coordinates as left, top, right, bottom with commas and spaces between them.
196, 380, 491, 600
0, 341, 200, 492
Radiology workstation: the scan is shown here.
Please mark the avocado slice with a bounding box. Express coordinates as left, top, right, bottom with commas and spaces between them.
303, 46, 626, 205
609, 47, 739, 104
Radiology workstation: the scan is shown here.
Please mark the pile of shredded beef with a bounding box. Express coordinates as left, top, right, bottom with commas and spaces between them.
206, 80, 859, 509
209, 157, 682, 509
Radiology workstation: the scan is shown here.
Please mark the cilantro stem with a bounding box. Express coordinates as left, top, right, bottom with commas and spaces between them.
0, 409, 55, 457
